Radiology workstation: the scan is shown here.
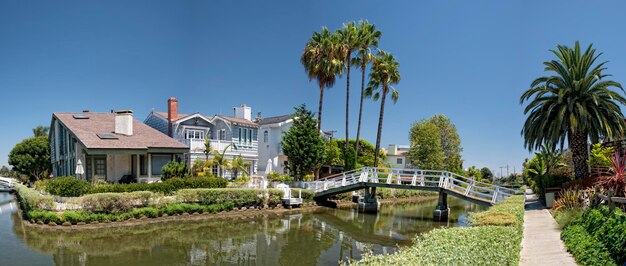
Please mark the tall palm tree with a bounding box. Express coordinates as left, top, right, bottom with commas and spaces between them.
353, 21, 381, 161
366, 50, 400, 167
212, 144, 232, 178
520, 41, 626, 179
33, 126, 49, 138
337, 22, 360, 163
301, 27, 344, 130
231, 154, 250, 178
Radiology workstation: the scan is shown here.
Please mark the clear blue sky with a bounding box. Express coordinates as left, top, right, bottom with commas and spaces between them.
2, 1, 626, 176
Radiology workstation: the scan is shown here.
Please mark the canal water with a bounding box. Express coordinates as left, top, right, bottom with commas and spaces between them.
0, 193, 485, 266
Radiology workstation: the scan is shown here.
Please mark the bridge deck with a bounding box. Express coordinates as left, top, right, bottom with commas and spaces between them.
307, 167, 518, 206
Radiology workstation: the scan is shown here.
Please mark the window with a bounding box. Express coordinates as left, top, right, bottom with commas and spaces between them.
219, 129, 226, 140
263, 131, 268, 143
140, 155, 148, 176
151, 154, 172, 176
86, 156, 107, 181
185, 129, 204, 140
397, 158, 403, 165
238, 128, 242, 143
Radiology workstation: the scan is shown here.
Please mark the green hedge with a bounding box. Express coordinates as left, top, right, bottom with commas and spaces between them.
561, 224, 616, 266
561, 207, 626, 265
37, 176, 228, 196
175, 188, 284, 207
27, 202, 235, 225
352, 195, 525, 265
14, 184, 55, 211
290, 189, 315, 202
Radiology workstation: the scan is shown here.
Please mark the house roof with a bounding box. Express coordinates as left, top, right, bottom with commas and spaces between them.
154, 111, 192, 121
257, 114, 293, 125
53, 112, 188, 150
216, 115, 258, 127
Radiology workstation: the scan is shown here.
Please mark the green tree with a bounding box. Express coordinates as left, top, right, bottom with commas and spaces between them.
324, 139, 342, 166
480, 167, 494, 181
281, 104, 327, 180
8, 136, 51, 180
301, 27, 344, 131
408, 115, 463, 172
366, 50, 400, 167
33, 126, 49, 138
330, 139, 386, 168
353, 20, 381, 163
212, 144, 231, 178
408, 120, 443, 169
465, 166, 482, 179
337, 22, 360, 165
230, 154, 250, 178
161, 161, 188, 180
0, 165, 10, 177
521, 41, 626, 179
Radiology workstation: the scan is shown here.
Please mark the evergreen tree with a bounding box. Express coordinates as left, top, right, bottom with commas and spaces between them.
408, 114, 463, 173
281, 104, 326, 180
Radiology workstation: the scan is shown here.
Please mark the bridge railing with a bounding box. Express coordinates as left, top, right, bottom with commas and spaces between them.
306, 167, 516, 204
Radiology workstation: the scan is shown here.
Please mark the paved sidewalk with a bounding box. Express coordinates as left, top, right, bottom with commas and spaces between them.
519, 190, 577, 265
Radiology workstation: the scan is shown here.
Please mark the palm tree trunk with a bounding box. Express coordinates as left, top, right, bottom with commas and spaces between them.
374, 88, 387, 167
318, 84, 324, 131
345, 58, 351, 166
569, 130, 589, 179
355, 64, 366, 161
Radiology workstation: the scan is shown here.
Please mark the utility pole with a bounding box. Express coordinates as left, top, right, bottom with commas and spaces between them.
499, 166, 504, 178
506, 165, 510, 176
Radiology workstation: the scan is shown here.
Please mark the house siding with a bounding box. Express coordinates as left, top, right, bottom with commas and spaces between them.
144, 113, 168, 135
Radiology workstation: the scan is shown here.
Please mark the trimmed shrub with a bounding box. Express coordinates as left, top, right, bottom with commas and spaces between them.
268, 189, 284, 206
290, 189, 315, 202
62, 211, 87, 224
553, 208, 583, 229
28, 210, 63, 224
161, 161, 189, 180
14, 184, 55, 211
89, 177, 227, 195
174, 188, 276, 207
561, 225, 616, 266
43, 177, 91, 197
79, 193, 134, 214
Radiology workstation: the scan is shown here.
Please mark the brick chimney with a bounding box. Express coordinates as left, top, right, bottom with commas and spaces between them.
167, 97, 178, 137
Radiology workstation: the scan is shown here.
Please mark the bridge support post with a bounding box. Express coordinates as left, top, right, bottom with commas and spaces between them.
358, 187, 380, 213
433, 189, 449, 221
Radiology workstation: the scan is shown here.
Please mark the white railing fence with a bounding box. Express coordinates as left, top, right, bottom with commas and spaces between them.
305, 167, 517, 204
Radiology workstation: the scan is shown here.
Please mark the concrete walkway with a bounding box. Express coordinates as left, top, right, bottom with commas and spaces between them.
519, 189, 577, 265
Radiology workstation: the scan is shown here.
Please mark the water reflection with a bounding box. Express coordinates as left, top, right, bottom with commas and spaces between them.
8, 196, 484, 266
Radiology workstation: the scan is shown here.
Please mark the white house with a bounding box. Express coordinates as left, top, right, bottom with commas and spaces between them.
384, 144, 412, 169
257, 114, 293, 175
144, 98, 259, 179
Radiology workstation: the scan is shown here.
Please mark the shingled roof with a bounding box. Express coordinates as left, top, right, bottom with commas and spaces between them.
53, 112, 188, 150
216, 115, 258, 127
257, 114, 293, 125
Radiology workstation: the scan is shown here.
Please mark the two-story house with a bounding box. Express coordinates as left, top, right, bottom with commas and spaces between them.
144, 98, 258, 179
384, 144, 412, 168
257, 114, 293, 175
49, 110, 188, 183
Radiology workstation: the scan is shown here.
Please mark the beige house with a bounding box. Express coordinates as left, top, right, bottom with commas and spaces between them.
384, 144, 412, 169
49, 110, 188, 183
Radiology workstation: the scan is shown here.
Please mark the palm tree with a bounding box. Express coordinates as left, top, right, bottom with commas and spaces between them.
231, 154, 250, 178
33, 126, 49, 137
520, 41, 626, 179
203, 138, 212, 160
301, 27, 344, 130
353, 21, 381, 161
337, 22, 360, 162
212, 144, 232, 178
366, 50, 400, 167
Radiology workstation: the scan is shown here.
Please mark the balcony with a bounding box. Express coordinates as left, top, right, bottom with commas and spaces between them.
182, 139, 258, 156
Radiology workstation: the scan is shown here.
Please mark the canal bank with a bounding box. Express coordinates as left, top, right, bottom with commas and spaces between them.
2, 192, 484, 265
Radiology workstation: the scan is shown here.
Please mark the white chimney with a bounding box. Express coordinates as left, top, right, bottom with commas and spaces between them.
234, 104, 252, 121
388, 144, 398, 155
114, 110, 134, 136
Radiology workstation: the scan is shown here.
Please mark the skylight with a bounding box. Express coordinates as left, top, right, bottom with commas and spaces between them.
97, 133, 118, 139
73, 114, 89, 119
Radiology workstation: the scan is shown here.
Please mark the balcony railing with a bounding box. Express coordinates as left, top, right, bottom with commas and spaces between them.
182, 139, 258, 154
